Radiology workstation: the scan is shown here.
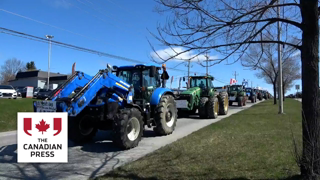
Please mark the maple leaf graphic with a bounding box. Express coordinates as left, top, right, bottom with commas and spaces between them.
36, 119, 50, 134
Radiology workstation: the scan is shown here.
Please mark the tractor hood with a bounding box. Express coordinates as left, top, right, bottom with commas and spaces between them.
180, 87, 200, 95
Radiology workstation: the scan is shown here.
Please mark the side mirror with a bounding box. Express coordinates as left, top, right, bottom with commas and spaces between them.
150, 66, 156, 77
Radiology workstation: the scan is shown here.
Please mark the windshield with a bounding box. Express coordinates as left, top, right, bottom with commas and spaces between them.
190, 78, 207, 88
246, 88, 252, 92
230, 86, 243, 91
118, 69, 142, 90
0, 85, 13, 89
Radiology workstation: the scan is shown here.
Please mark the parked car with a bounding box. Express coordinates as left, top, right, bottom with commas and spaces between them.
36, 89, 52, 99
14, 87, 24, 97
33, 87, 41, 98
0, 85, 18, 99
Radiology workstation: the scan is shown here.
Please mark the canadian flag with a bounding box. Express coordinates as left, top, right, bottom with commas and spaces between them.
230, 78, 237, 85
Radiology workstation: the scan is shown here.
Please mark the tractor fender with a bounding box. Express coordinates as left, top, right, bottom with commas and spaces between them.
150, 88, 175, 106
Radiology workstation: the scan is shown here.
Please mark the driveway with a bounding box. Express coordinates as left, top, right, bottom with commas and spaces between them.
0, 101, 262, 180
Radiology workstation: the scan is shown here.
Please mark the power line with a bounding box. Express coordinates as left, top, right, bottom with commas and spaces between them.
0, 27, 207, 76
0, 9, 112, 45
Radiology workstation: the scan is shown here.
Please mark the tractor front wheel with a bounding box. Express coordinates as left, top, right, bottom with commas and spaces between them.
154, 95, 177, 136
218, 92, 228, 115
251, 96, 255, 103
238, 97, 243, 107
68, 113, 97, 143
208, 96, 219, 119
199, 97, 208, 118
113, 108, 143, 149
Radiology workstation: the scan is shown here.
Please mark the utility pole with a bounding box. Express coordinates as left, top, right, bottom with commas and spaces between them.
277, 0, 283, 114
46, 35, 54, 90
232, 71, 239, 84
205, 52, 210, 75
187, 60, 191, 89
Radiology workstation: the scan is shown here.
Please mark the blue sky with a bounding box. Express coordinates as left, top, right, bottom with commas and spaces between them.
0, 0, 301, 95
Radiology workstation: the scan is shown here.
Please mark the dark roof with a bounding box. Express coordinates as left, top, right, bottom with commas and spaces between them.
15, 70, 67, 79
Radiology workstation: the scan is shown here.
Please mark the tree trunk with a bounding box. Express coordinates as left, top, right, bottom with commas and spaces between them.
300, 0, 320, 179
273, 83, 277, 105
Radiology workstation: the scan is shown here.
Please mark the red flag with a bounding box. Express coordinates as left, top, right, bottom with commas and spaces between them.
230, 78, 237, 85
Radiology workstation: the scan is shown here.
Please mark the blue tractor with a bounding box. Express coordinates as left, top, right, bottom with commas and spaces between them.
33, 64, 177, 149
245, 87, 257, 103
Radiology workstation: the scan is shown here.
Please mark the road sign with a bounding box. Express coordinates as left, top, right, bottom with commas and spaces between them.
295, 85, 300, 90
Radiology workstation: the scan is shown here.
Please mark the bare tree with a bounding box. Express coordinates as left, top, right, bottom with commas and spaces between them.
282, 55, 301, 100
0, 58, 25, 84
151, 0, 319, 178
242, 36, 297, 105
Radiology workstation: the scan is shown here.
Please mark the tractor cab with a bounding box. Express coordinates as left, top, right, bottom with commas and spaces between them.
113, 64, 161, 106
188, 76, 214, 96
229, 85, 244, 93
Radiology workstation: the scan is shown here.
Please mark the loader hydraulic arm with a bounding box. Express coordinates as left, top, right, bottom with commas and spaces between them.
64, 69, 130, 117
47, 71, 92, 101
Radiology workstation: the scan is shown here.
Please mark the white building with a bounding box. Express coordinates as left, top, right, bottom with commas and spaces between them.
8, 70, 69, 89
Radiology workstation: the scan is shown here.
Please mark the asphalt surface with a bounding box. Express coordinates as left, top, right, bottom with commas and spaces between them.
0, 100, 262, 180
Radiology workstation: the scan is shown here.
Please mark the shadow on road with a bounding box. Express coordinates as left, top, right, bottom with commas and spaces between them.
0, 130, 126, 180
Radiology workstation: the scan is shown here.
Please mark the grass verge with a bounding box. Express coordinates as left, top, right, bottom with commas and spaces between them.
0, 98, 35, 132
98, 99, 302, 180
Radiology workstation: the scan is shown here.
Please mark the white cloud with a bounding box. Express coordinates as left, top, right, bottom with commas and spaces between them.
151, 47, 219, 62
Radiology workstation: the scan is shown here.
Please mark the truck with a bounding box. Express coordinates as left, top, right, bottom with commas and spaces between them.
174, 75, 229, 119
33, 64, 178, 149
228, 85, 247, 106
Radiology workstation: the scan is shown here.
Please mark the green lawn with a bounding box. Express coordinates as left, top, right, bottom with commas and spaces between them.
98, 99, 302, 180
0, 98, 35, 132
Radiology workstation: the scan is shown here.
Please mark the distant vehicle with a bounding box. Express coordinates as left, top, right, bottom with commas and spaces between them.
36, 89, 52, 99
14, 87, 24, 97
0, 85, 17, 99
33, 87, 41, 98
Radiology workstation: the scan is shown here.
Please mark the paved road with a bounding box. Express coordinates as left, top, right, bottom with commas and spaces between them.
0, 101, 262, 180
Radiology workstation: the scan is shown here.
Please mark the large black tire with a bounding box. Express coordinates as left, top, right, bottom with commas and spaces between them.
207, 96, 219, 119
199, 97, 208, 118
251, 96, 255, 103
218, 92, 228, 115
154, 95, 177, 136
113, 108, 143, 149
68, 113, 97, 143
238, 96, 243, 107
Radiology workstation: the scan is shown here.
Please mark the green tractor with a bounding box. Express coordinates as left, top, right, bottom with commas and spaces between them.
228, 85, 247, 106
175, 75, 229, 119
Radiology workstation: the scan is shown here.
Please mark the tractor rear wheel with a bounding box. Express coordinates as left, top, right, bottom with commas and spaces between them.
113, 108, 143, 149
68, 113, 97, 143
238, 97, 243, 107
207, 96, 219, 119
154, 95, 177, 135
199, 97, 208, 118
218, 92, 228, 115
251, 96, 255, 103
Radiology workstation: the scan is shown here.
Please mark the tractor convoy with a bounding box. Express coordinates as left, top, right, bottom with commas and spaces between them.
32, 63, 270, 150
